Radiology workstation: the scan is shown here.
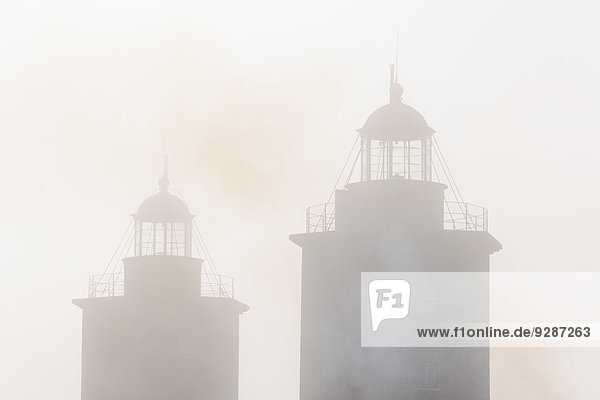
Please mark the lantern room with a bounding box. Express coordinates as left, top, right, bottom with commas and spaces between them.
357, 66, 435, 182
132, 157, 193, 257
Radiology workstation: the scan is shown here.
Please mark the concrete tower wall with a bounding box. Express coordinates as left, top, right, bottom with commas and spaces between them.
336, 180, 446, 233
292, 180, 501, 400
74, 257, 248, 400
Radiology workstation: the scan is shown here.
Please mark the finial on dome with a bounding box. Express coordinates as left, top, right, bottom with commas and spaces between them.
389, 65, 404, 104
158, 154, 169, 192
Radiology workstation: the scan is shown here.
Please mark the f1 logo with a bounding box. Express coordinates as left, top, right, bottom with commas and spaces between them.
368, 279, 411, 331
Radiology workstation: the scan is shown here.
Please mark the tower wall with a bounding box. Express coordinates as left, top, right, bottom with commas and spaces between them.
292, 180, 501, 400
74, 256, 248, 400
123, 256, 203, 300
336, 180, 446, 233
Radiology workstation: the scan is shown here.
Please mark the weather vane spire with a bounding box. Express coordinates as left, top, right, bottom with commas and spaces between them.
395, 28, 399, 83
158, 153, 169, 193
389, 29, 404, 104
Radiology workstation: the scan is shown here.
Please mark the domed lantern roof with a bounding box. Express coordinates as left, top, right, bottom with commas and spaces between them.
132, 157, 193, 223
134, 191, 192, 223
357, 82, 435, 141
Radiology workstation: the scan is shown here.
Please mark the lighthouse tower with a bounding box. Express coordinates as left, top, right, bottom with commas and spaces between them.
74, 160, 248, 400
291, 69, 501, 400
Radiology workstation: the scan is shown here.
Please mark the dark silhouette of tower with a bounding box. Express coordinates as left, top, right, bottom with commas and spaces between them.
291, 68, 501, 400
74, 159, 248, 400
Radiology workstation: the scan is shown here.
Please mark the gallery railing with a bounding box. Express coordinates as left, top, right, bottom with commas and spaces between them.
88, 272, 234, 299
305, 201, 487, 233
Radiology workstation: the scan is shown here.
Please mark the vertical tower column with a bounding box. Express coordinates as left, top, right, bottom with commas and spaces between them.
291, 72, 501, 400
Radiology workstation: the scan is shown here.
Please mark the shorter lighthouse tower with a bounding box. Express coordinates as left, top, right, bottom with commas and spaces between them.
74, 159, 248, 400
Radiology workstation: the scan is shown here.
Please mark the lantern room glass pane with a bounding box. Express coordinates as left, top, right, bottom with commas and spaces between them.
361, 138, 431, 182
135, 221, 191, 256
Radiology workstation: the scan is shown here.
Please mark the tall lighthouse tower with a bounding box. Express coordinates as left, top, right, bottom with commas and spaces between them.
291, 69, 501, 400
74, 160, 248, 400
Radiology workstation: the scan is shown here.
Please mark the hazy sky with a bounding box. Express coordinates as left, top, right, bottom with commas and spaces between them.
1, 0, 600, 399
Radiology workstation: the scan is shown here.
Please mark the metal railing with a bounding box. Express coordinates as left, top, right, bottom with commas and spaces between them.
306, 203, 336, 233
200, 274, 235, 298
87, 272, 235, 299
443, 201, 487, 232
89, 273, 124, 298
305, 201, 488, 233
